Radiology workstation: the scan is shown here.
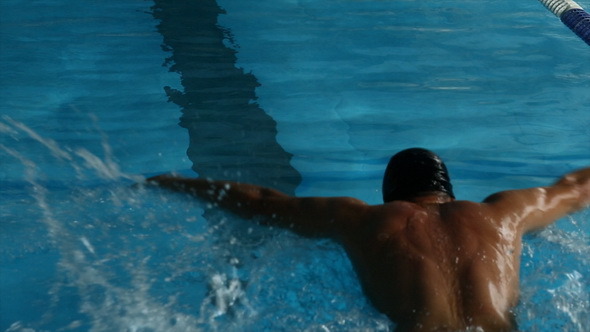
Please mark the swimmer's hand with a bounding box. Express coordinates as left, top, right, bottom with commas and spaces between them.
145, 173, 195, 191
146, 173, 176, 184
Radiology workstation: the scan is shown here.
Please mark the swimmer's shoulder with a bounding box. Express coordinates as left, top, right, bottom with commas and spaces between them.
438, 200, 506, 239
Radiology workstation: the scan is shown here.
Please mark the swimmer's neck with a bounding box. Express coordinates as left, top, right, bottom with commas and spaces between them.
406, 192, 454, 205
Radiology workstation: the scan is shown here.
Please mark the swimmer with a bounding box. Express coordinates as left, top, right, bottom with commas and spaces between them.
147, 148, 590, 331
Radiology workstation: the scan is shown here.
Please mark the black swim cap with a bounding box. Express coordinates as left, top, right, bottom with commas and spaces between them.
382, 148, 454, 202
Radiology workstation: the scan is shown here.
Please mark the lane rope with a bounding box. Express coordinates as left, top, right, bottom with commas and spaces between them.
538, 0, 590, 45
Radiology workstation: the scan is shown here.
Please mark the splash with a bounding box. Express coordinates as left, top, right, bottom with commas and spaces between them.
548, 271, 588, 331
517, 212, 590, 332
1, 115, 141, 183
1, 117, 204, 331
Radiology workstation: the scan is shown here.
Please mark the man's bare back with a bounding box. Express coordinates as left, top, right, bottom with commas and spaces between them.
147, 148, 590, 331
342, 199, 521, 331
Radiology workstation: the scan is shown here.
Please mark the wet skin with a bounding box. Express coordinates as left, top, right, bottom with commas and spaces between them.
147, 167, 590, 331
342, 197, 521, 331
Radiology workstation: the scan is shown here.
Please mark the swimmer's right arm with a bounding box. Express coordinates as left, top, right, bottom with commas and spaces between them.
146, 174, 367, 238
483, 167, 590, 233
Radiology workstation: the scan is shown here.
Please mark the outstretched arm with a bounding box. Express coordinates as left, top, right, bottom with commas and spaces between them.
483, 167, 590, 233
146, 174, 368, 238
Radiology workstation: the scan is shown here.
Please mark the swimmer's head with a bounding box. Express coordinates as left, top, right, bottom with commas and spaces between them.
382, 148, 454, 203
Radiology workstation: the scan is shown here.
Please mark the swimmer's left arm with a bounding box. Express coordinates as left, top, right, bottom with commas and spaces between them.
483, 167, 590, 233
146, 174, 367, 238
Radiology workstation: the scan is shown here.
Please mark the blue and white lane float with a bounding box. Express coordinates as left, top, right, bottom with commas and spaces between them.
538, 0, 590, 45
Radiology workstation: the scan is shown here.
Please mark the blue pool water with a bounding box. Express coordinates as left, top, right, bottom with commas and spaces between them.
1, 0, 589, 331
